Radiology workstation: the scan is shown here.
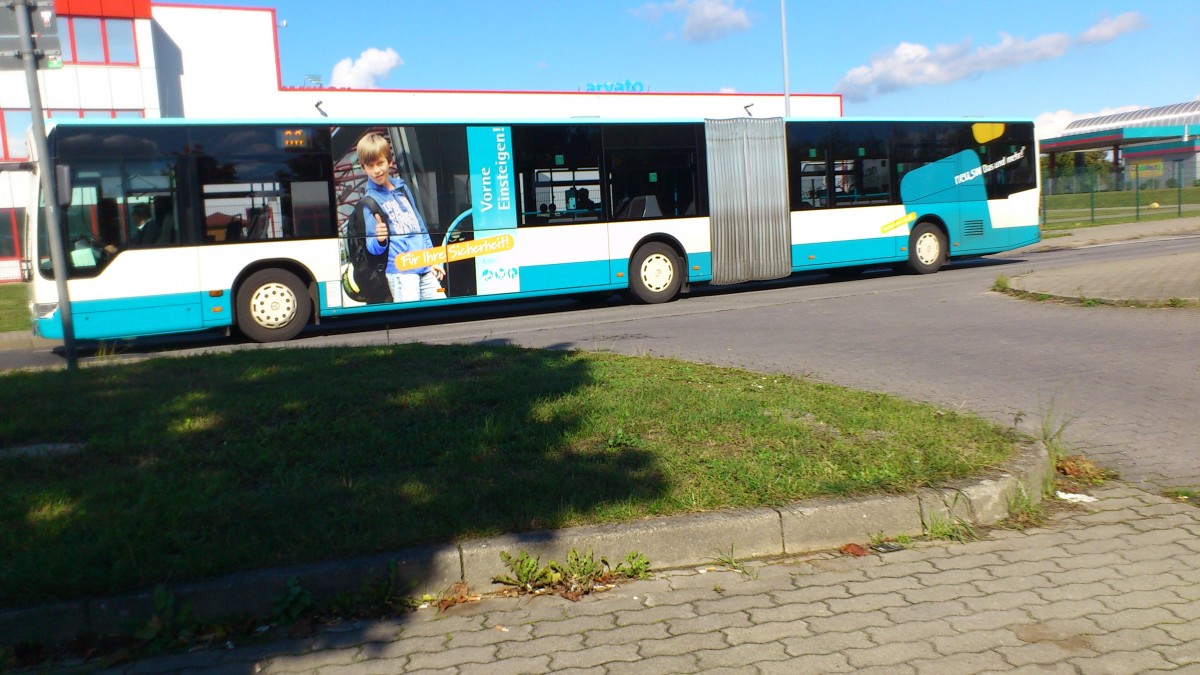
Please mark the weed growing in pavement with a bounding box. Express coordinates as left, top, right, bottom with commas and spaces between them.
271, 577, 315, 627
923, 510, 978, 542
1038, 398, 1077, 463
997, 484, 1047, 530
992, 275, 1010, 292
921, 493, 978, 543
610, 550, 652, 580
550, 548, 608, 600
1164, 489, 1199, 507
707, 544, 758, 580
494, 548, 652, 599
869, 531, 912, 550
131, 585, 198, 653
92, 341, 128, 359
325, 561, 419, 618
494, 550, 559, 592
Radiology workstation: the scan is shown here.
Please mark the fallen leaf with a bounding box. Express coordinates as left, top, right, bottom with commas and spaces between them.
840, 543, 870, 557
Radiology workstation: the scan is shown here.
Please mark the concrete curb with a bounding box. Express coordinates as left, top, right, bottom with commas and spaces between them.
0, 442, 1050, 647
0, 330, 32, 351
0, 330, 57, 352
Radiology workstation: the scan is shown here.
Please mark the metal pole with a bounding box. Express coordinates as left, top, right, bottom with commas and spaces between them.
1177, 161, 1183, 218
1134, 164, 1140, 222
1089, 167, 1095, 223
14, 0, 76, 369
780, 0, 790, 117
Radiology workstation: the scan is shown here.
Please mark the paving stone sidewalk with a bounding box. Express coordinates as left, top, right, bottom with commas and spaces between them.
103, 484, 1200, 674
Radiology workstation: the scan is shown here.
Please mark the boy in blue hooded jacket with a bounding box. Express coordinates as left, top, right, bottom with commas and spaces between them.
357, 132, 444, 302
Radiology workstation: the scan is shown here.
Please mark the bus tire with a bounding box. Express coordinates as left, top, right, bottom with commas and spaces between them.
236, 268, 311, 342
906, 222, 946, 274
629, 242, 682, 304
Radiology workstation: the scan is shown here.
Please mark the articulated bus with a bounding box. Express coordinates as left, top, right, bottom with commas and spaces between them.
22, 116, 1039, 343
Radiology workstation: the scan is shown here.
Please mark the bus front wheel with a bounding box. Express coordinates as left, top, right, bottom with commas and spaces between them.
236, 268, 311, 342
629, 242, 682, 304
905, 223, 947, 274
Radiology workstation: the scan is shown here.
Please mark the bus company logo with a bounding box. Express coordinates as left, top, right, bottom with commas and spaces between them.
954, 146, 1026, 186
481, 267, 519, 281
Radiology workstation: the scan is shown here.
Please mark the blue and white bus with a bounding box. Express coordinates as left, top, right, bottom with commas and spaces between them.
23, 116, 1039, 342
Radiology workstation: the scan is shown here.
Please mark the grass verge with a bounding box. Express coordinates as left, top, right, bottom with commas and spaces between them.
0, 283, 29, 333
993, 278, 1200, 310
0, 343, 1021, 607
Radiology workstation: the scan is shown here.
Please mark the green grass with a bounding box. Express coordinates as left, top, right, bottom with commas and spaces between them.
0, 344, 1021, 607
1044, 185, 1200, 210
1043, 186, 1200, 229
1164, 488, 1199, 507
0, 283, 29, 333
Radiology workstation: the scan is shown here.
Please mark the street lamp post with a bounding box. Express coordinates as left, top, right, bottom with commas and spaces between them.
780, 0, 790, 117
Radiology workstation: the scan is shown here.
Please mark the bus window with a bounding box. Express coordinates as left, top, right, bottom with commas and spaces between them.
830, 122, 892, 207
43, 158, 179, 278
892, 121, 969, 197
197, 155, 333, 243
786, 122, 831, 209
604, 123, 704, 221
512, 125, 602, 226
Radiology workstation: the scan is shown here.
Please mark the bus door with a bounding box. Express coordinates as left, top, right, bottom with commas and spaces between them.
703, 118, 790, 285
57, 161, 202, 340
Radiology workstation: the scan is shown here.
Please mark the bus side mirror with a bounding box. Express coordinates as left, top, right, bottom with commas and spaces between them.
56, 165, 72, 206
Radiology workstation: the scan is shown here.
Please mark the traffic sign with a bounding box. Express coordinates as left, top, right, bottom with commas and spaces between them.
0, 34, 62, 71
1, 2, 61, 71
1, 1, 58, 37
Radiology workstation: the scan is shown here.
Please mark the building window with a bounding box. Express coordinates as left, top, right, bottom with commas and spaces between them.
104, 19, 136, 63
1, 208, 22, 259
2, 109, 144, 159
47, 109, 145, 119
63, 17, 137, 65
1, 109, 33, 159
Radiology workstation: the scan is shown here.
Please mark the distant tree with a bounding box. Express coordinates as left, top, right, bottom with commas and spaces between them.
1040, 150, 1112, 178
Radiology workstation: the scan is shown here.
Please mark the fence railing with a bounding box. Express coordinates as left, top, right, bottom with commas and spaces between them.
1043, 162, 1200, 227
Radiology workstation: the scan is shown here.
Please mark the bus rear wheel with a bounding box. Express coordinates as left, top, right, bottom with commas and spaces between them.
629, 242, 682, 304
236, 268, 311, 342
905, 222, 947, 274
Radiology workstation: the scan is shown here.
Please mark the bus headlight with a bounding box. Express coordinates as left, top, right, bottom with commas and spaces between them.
32, 302, 58, 318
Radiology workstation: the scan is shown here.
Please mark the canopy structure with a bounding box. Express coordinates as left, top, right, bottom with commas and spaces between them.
1041, 102, 1200, 185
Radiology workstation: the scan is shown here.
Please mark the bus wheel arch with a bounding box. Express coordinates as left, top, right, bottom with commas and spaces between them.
234, 264, 315, 342
905, 219, 948, 275
628, 238, 686, 304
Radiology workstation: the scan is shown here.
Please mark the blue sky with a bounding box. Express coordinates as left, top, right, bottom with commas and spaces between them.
207, 0, 1198, 139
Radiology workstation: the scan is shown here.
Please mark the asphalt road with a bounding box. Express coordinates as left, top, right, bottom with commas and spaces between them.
6, 235, 1199, 491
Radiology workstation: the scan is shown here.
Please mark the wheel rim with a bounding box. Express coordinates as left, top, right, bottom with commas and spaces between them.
915, 231, 942, 266
248, 282, 297, 329
640, 253, 675, 293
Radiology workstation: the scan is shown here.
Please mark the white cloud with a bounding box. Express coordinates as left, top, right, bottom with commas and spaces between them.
329, 47, 402, 89
634, 0, 751, 43
1034, 105, 1143, 140
837, 13, 1146, 102
1078, 12, 1146, 44
836, 32, 1070, 101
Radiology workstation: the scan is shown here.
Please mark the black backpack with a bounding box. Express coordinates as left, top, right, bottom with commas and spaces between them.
342, 196, 392, 304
